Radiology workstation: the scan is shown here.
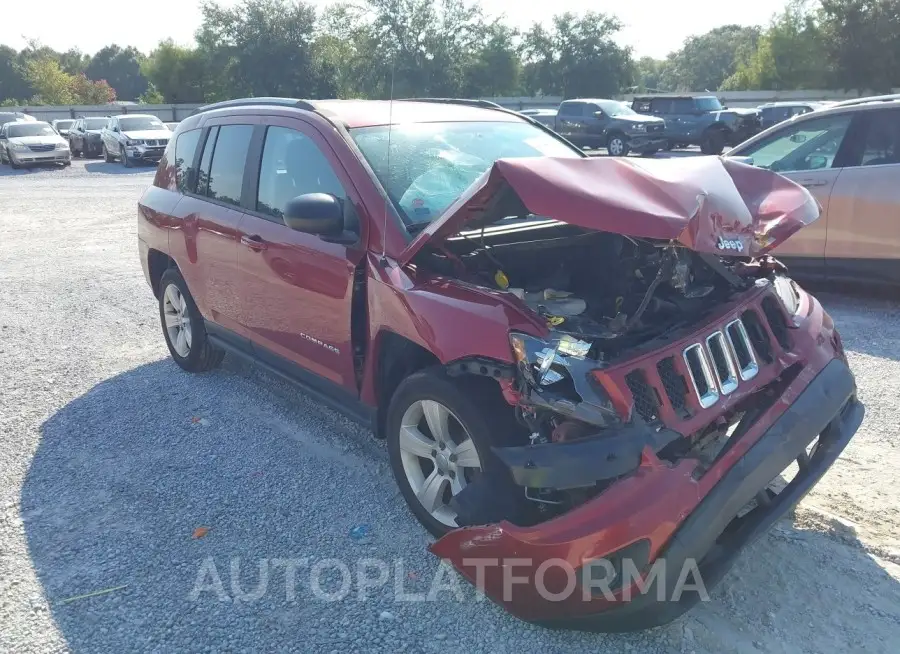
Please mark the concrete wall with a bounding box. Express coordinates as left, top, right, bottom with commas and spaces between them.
7, 90, 897, 120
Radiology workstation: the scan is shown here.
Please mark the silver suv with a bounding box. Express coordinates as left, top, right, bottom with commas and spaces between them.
100, 114, 170, 167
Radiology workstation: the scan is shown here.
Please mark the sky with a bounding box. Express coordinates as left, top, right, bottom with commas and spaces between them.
3, 0, 788, 60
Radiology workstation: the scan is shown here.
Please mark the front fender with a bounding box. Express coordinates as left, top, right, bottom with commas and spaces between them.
359, 253, 548, 404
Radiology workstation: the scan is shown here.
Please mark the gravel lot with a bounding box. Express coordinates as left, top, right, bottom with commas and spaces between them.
1, 159, 899, 653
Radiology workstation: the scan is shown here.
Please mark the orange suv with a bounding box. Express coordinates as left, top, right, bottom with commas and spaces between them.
727, 95, 900, 286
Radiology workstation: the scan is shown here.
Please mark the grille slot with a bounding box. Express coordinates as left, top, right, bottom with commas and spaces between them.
725, 319, 759, 380
683, 344, 719, 408
656, 357, 689, 416
625, 369, 659, 422
741, 309, 773, 363
28, 144, 55, 152
706, 331, 738, 395
762, 296, 792, 350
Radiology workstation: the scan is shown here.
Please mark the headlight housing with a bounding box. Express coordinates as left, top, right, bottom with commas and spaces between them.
10, 143, 28, 151
509, 332, 591, 386
126, 139, 144, 146
56, 142, 69, 150
631, 123, 647, 133
772, 275, 801, 316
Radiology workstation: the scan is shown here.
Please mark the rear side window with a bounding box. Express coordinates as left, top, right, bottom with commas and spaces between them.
859, 109, 900, 166
204, 125, 253, 206
649, 99, 672, 114
174, 128, 201, 193
559, 102, 583, 116
632, 99, 652, 113
671, 99, 695, 113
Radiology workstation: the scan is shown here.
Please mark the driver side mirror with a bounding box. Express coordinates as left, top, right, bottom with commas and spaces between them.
789, 133, 807, 144
112, 126, 119, 133
283, 193, 354, 244
593, 110, 605, 118
807, 155, 828, 170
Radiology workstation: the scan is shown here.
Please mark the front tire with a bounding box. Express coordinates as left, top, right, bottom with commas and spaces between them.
158, 268, 225, 373
121, 144, 132, 167
8, 150, 20, 169
606, 133, 629, 157
700, 129, 726, 155
103, 143, 113, 163
387, 369, 516, 537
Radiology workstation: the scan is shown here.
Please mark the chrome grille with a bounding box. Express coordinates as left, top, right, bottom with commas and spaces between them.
683, 317, 757, 408
28, 144, 55, 152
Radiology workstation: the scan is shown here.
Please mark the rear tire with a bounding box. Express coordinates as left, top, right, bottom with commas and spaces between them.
386, 369, 519, 537
158, 268, 225, 373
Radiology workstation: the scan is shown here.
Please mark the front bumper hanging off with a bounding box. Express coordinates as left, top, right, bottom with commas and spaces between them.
430, 358, 863, 631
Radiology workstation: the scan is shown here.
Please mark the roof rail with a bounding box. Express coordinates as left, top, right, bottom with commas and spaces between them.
399, 97, 504, 109
191, 97, 317, 116
832, 93, 900, 108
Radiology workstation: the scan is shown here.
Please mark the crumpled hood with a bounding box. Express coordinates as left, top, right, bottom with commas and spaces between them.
122, 129, 170, 141
398, 155, 819, 265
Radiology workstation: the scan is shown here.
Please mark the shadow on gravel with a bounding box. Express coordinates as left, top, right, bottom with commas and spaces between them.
22, 358, 900, 652
0, 162, 69, 176
84, 162, 155, 175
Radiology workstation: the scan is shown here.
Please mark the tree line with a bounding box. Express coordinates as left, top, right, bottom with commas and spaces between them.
1, 0, 897, 107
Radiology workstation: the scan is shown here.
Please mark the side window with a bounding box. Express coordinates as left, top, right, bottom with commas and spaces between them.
649, 99, 671, 114
859, 110, 900, 166
559, 102, 583, 117
738, 114, 853, 172
174, 128, 202, 193
256, 126, 352, 223
671, 99, 695, 114
205, 125, 253, 206
632, 99, 652, 113
196, 127, 218, 197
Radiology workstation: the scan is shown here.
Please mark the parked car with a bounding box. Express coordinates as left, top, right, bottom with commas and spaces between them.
0, 120, 71, 168
138, 97, 862, 631
100, 114, 170, 167
527, 98, 666, 155
726, 94, 900, 286
0, 111, 36, 128
757, 102, 825, 130
68, 116, 110, 158
631, 95, 762, 154
51, 118, 75, 138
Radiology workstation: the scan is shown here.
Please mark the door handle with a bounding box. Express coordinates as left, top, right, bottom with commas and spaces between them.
798, 179, 829, 188
240, 234, 268, 251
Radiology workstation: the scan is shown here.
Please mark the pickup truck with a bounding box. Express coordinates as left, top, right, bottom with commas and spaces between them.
525, 98, 667, 155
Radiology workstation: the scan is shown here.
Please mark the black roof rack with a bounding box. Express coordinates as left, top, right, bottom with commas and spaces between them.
399, 97, 504, 109
191, 97, 317, 116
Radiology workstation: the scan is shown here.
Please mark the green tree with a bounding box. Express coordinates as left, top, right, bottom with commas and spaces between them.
85, 45, 148, 100
665, 25, 760, 91
24, 56, 75, 104
0, 45, 32, 103
521, 12, 633, 98
819, 0, 899, 93
462, 20, 521, 97
143, 40, 209, 103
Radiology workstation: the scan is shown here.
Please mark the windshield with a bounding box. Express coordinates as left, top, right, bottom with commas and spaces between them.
55, 120, 74, 129
351, 121, 580, 225
8, 123, 56, 138
696, 97, 724, 111
119, 117, 165, 132
84, 118, 107, 130
597, 100, 636, 117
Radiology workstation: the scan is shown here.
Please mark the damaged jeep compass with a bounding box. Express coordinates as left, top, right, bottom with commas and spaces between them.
138, 98, 864, 631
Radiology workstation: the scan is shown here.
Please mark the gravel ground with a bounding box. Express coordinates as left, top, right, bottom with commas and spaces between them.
1, 159, 899, 654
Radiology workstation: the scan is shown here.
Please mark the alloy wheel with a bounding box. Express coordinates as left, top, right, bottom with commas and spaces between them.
398, 399, 482, 527
608, 137, 625, 156
163, 283, 192, 357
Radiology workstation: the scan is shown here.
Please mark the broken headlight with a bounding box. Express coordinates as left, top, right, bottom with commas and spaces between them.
772, 275, 801, 315
509, 332, 591, 386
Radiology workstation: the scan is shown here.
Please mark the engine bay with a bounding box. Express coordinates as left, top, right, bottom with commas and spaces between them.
427, 223, 749, 360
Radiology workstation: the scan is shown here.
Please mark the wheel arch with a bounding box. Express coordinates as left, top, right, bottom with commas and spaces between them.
147, 248, 177, 299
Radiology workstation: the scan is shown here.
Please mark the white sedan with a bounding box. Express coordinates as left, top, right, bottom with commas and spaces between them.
0, 121, 71, 168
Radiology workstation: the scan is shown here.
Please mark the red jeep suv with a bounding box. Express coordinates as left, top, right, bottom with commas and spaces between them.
138, 97, 863, 631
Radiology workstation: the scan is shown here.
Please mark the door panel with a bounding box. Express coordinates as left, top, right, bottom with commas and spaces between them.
773, 169, 840, 266
824, 163, 900, 282
238, 119, 366, 393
